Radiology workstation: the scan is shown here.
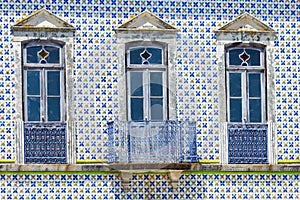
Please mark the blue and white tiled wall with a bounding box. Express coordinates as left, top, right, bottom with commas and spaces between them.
0, 0, 300, 163
0, 172, 299, 199
0, 0, 299, 199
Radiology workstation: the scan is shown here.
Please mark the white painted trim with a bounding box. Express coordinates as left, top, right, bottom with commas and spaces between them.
116, 34, 177, 121
217, 37, 276, 164
12, 36, 75, 164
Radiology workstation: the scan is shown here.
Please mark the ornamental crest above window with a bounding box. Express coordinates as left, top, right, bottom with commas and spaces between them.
12, 8, 75, 37
115, 10, 177, 33
215, 13, 276, 41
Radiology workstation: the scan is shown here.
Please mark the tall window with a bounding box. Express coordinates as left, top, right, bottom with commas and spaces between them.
23, 42, 65, 123
23, 41, 66, 164
127, 44, 167, 121
226, 45, 266, 123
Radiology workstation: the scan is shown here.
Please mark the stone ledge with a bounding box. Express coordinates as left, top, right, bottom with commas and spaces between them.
1, 163, 300, 172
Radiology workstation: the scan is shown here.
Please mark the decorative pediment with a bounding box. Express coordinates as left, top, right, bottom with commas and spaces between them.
12, 8, 75, 34
215, 13, 276, 41
115, 10, 177, 33
217, 13, 275, 33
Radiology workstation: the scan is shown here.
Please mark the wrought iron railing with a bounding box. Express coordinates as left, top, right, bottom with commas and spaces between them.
228, 123, 268, 164
24, 123, 67, 164
107, 120, 198, 163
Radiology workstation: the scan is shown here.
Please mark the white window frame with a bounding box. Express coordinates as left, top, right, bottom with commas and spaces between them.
23, 41, 63, 67
23, 68, 65, 123
217, 42, 276, 165
126, 42, 169, 121
23, 41, 65, 123
116, 23, 178, 122
226, 45, 266, 123
127, 69, 167, 121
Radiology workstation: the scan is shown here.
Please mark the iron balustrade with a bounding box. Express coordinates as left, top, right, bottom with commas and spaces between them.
228, 123, 268, 164
107, 120, 197, 163
24, 123, 67, 164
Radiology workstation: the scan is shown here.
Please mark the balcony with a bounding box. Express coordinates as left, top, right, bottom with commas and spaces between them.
228, 123, 268, 164
107, 120, 198, 163
24, 123, 67, 164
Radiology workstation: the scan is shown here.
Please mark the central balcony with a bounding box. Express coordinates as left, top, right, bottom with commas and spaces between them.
107, 120, 198, 163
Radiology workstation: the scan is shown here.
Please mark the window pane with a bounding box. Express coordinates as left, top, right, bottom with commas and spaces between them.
131, 98, 143, 121
27, 71, 40, 95
249, 99, 262, 122
129, 47, 162, 65
229, 49, 243, 65
150, 72, 163, 96
130, 72, 143, 96
27, 46, 42, 63
147, 48, 162, 64
249, 73, 261, 97
27, 97, 40, 121
229, 49, 261, 66
229, 73, 241, 97
129, 48, 144, 64
47, 97, 61, 121
151, 98, 163, 121
246, 49, 260, 66
230, 99, 242, 122
45, 46, 60, 63
47, 71, 60, 95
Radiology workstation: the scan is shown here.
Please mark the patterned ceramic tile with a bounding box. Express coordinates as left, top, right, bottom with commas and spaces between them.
0, 172, 299, 199
0, 0, 299, 163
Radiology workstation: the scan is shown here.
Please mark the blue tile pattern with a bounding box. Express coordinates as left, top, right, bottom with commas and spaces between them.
0, 0, 299, 163
0, 172, 299, 199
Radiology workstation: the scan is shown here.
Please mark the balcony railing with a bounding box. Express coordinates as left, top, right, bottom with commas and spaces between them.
107, 120, 198, 163
24, 123, 67, 164
228, 123, 268, 164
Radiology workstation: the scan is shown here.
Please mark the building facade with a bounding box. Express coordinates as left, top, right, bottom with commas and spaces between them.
0, 0, 300, 199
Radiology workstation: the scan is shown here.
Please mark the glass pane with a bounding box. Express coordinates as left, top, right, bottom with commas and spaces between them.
151, 98, 163, 120
45, 46, 60, 63
27, 71, 40, 95
47, 71, 60, 95
150, 72, 163, 96
230, 98, 242, 122
131, 98, 143, 121
148, 48, 162, 64
229, 48, 261, 66
229, 49, 243, 65
249, 99, 262, 122
246, 49, 260, 66
27, 46, 42, 63
249, 73, 261, 97
47, 97, 61, 121
27, 97, 40, 121
229, 73, 241, 97
130, 48, 144, 64
130, 72, 143, 96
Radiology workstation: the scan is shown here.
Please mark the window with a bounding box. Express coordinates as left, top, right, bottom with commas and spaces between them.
226, 44, 269, 164
226, 46, 265, 123
215, 13, 276, 165
23, 41, 67, 164
12, 8, 75, 164
127, 44, 167, 121
24, 43, 64, 123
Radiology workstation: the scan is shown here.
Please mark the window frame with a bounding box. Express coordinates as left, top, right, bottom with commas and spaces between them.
127, 69, 167, 121
226, 44, 266, 123
126, 42, 168, 121
22, 41, 66, 124
23, 68, 65, 123
23, 41, 63, 67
